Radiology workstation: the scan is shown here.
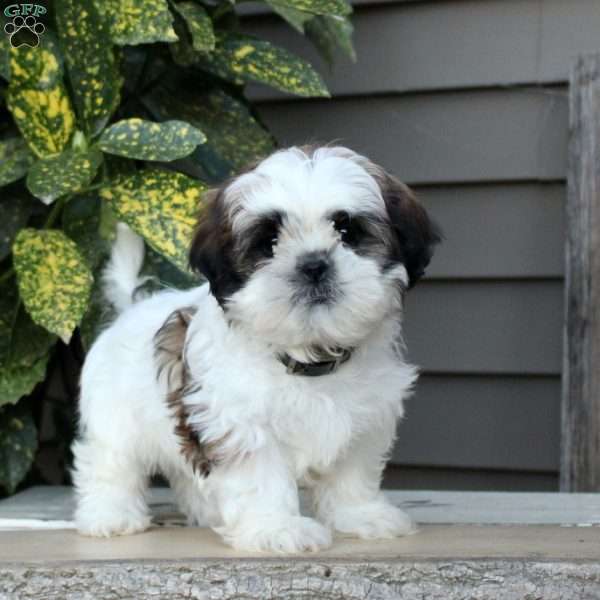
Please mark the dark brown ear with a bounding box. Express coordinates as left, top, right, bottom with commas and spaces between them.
188, 188, 244, 306
380, 174, 442, 288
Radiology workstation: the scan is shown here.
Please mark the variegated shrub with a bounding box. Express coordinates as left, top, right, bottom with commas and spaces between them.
0, 0, 354, 495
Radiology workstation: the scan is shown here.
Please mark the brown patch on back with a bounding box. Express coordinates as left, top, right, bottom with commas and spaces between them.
154, 307, 218, 476
154, 307, 196, 387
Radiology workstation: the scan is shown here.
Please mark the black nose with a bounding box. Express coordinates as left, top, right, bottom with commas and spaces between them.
298, 253, 331, 283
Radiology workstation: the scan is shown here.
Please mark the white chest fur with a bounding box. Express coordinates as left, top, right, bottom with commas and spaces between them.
182, 295, 417, 482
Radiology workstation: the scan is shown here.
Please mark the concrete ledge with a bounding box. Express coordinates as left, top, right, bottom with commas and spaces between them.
2, 556, 600, 600
1, 488, 600, 599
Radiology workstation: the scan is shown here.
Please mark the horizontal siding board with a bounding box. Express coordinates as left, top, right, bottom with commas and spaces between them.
404, 281, 563, 374
391, 375, 560, 471
539, 0, 600, 83
257, 88, 568, 184
244, 0, 600, 99
383, 466, 558, 492
420, 183, 565, 278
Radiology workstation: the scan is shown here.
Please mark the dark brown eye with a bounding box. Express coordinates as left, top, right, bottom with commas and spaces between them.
250, 213, 282, 259
332, 211, 363, 247
258, 228, 278, 257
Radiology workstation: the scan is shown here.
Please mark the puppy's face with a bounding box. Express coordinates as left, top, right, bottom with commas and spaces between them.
190, 146, 440, 355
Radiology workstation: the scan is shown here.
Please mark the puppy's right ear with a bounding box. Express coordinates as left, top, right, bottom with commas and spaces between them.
189, 188, 243, 307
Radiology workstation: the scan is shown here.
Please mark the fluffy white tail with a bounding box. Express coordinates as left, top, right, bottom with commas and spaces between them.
102, 223, 146, 313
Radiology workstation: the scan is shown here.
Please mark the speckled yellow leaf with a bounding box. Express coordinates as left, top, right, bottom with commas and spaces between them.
100, 169, 207, 272
198, 33, 329, 97
13, 229, 94, 343
268, 0, 351, 16
0, 402, 38, 494
6, 29, 75, 157
26, 148, 103, 205
145, 87, 274, 179
99, 118, 205, 162
0, 137, 35, 186
172, 2, 215, 51
8, 33, 63, 90
95, 0, 178, 45
7, 84, 76, 158
56, 0, 123, 135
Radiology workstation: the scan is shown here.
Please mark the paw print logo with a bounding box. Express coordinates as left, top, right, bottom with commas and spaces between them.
4, 15, 45, 48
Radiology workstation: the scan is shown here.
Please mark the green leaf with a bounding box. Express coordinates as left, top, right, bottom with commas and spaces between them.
0, 402, 38, 494
0, 357, 49, 409
0, 279, 19, 364
266, 0, 351, 16
12, 229, 94, 343
8, 308, 56, 372
169, 17, 198, 67
79, 269, 112, 352
145, 87, 274, 179
305, 14, 356, 64
26, 148, 103, 205
268, 3, 313, 33
7, 84, 76, 158
98, 118, 206, 161
99, 192, 120, 240
56, 0, 123, 136
95, 0, 178, 45
0, 36, 10, 81
142, 246, 197, 293
8, 34, 64, 90
172, 2, 215, 52
0, 138, 35, 187
100, 169, 207, 272
62, 193, 110, 270
0, 194, 33, 261
0, 279, 54, 408
199, 33, 329, 97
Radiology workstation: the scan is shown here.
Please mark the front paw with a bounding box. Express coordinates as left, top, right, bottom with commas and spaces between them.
328, 502, 416, 539
219, 515, 332, 553
75, 507, 151, 538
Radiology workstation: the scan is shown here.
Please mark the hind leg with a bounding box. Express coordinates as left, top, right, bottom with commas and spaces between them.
72, 436, 151, 537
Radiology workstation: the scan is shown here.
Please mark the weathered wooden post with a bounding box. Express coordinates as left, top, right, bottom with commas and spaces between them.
561, 54, 600, 491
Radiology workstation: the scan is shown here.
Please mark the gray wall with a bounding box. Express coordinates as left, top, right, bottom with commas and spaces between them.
244, 0, 600, 490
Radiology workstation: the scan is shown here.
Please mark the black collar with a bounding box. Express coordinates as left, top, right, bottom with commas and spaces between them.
279, 348, 353, 377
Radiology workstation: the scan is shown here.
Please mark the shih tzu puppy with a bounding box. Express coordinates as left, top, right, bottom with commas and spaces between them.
72, 145, 440, 553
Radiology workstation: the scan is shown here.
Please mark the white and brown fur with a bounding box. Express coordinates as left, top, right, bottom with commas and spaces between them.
72, 145, 440, 553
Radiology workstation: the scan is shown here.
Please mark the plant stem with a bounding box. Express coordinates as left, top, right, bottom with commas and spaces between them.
43, 195, 71, 230
43, 199, 63, 229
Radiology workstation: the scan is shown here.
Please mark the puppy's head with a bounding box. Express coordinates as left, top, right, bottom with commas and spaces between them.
190, 146, 440, 355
